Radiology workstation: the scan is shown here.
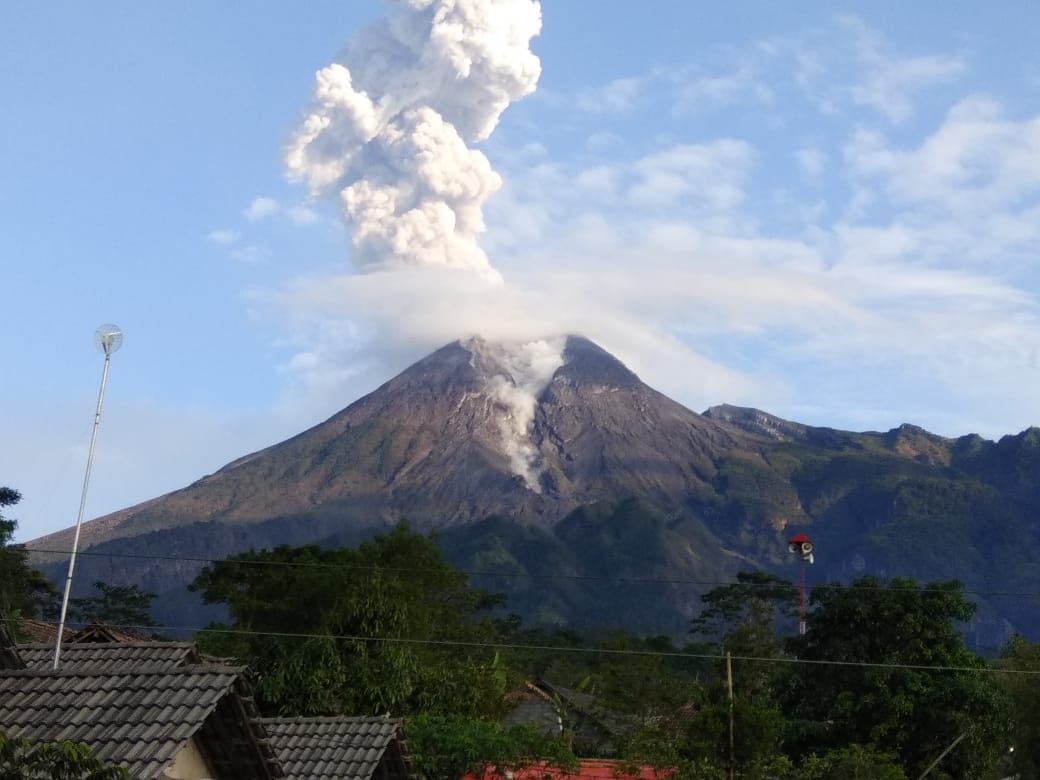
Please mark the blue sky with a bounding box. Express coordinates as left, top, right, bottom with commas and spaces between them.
3, 1, 1040, 540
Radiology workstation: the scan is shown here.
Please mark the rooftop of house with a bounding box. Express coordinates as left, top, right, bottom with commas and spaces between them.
261, 715, 410, 780
18, 641, 209, 673
0, 657, 283, 778
0, 621, 23, 671
469, 759, 672, 780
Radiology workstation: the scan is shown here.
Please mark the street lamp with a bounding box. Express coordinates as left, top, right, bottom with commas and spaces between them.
52, 325, 123, 669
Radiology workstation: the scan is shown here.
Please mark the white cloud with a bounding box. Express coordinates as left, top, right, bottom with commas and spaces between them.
286, 204, 320, 225
846, 97, 1040, 213
839, 16, 966, 123
794, 146, 826, 180
206, 229, 241, 245
244, 196, 280, 222
250, 15, 1040, 447
230, 245, 269, 265
576, 76, 644, 113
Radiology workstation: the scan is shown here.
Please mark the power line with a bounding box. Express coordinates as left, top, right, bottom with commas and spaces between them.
63, 621, 1040, 677
25, 546, 1040, 601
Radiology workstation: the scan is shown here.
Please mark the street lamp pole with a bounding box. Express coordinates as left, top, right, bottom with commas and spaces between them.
52, 325, 123, 670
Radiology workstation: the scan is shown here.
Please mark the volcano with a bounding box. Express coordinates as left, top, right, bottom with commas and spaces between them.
30, 336, 757, 556
27, 336, 1040, 641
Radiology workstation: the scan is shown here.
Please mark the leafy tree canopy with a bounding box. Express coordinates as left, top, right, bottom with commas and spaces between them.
405, 714, 576, 780
992, 634, 1040, 779
191, 522, 506, 718
0, 730, 128, 780
69, 581, 156, 629
782, 577, 1010, 779
0, 487, 58, 630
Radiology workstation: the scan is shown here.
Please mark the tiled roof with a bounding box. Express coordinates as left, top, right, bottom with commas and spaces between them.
261, 716, 409, 780
19, 641, 204, 673
71, 622, 153, 643
470, 759, 672, 780
0, 664, 283, 779
0, 621, 23, 670
17, 618, 73, 644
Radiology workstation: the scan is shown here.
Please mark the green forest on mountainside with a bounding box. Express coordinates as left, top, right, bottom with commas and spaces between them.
179, 528, 1040, 779
9, 485, 1040, 779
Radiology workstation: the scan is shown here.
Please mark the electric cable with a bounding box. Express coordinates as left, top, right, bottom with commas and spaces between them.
38, 620, 1040, 677
24, 546, 1040, 602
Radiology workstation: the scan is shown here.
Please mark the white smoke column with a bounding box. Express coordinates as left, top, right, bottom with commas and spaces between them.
286, 0, 542, 279
482, 337, 565, 492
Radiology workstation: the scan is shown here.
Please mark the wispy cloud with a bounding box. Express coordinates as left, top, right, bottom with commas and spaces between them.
839, 16, 966, 123
230, 245, 270, 265
244, 196, 280, 222
286, 205, 320, 225
575, 76, 644, 113
206, 228, 241, 245
256, 15, 1040, 441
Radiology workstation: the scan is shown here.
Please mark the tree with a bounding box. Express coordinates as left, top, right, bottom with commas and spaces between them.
405, 714, 576, 780
782, 577, 1011, 779
795, 745, 907, 780
0, 487, 58, 631
69, 581, 156, 628
992, 634, 1040, 778
691, 571, 799, 698
191, 523, 506, 718
0, 729, 128, 780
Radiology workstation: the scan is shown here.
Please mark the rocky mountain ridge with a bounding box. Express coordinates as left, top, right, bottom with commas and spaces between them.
26, 336, 1040, 643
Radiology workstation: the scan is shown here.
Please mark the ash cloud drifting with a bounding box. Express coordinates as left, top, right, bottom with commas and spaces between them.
285, 0, 542, 280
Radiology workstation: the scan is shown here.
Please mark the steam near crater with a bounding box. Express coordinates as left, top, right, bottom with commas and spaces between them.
468, 337, 565, 491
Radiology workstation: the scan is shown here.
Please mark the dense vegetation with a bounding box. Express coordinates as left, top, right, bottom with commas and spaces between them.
0, 731, 128, 780
187, 523, 1036, 779
9, 481, 1040, 778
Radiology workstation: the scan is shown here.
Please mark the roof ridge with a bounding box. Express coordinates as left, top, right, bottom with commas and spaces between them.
17, 640, 196, 649
0, 662, 246, 678
261, 714, 401, 724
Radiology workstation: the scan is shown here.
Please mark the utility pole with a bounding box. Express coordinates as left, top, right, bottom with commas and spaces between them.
727, 651, 735, 780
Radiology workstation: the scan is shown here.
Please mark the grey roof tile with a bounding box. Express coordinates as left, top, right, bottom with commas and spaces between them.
261, 716, 408, 780
0, 665, 282, 780
18, 641, 205, 673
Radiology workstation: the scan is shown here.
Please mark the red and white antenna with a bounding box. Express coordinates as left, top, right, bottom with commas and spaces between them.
787, 533, 814, 636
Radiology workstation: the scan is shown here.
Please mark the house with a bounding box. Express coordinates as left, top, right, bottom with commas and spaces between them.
503, 680, 626, 755
466, 758, 671, 780
17, 639, 215, 673
0, 657, 283, 779
261, 715, 412, 780
0, 624, 281, 779
0, 621, 22, 670
1, 633, 415, 780
16, 617, 73, 644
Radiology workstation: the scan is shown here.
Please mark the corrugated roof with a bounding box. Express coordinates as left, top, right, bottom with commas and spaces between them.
18, 641, 204, 673
261, 716, 408, 780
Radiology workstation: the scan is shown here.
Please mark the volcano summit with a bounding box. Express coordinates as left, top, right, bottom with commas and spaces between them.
29, 336, 1040, 640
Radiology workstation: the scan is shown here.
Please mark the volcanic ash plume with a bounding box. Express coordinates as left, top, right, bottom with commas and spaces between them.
477, 337, 565, 492
286, 0, 542, 279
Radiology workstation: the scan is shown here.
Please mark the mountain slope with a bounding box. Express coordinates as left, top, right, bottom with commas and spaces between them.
26, 336, 1040, 644
31, 336, 758, 557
